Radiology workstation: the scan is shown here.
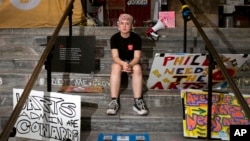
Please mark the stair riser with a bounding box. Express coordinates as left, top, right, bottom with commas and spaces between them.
0, 94, 13, 107
81, 96, 183, 132
81, 119, 183, 132
0, 60, 14, 70
0, 74, 110, 87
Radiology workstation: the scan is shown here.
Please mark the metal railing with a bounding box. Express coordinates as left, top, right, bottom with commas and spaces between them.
180, 0, 250, 139
0, 0, 75, 140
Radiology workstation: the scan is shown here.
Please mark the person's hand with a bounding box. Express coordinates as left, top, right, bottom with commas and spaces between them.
122, 62, 132, 73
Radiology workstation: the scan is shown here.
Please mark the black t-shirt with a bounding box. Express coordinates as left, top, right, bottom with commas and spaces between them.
110, 32, 142, 61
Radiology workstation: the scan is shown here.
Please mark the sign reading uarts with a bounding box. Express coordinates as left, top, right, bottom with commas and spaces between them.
13, 89, 81, 141
147, 53, 249, 90
181, 89, 250, 140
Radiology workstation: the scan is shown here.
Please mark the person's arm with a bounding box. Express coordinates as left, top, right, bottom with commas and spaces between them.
111, 49, 129, 70
128, 50, 141, 67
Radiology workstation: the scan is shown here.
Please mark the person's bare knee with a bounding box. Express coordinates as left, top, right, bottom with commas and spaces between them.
132, 64, 142, 76
111, 63, 122, 75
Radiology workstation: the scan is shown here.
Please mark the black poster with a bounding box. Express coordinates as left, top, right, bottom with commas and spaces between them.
47, 36, 95, 73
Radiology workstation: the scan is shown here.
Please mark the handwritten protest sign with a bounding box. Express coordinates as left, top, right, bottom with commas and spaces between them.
181, 89, 250, 140
13, 89, 81, 141
147, 53, 249, 90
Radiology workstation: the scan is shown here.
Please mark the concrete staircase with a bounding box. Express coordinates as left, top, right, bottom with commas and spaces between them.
1, 26, 250, 141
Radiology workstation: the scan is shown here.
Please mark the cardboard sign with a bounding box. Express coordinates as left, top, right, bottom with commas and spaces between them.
159, 11, 175, 28
13, 89, 81, 141
181, 89, 250, 140
147, 53, 249, 90
59, 85, 103, 93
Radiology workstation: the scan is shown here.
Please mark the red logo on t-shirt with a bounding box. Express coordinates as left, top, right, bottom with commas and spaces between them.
128, 44, 133, 50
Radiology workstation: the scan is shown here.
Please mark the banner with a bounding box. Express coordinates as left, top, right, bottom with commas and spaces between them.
13, 89, 81, 141
0, 0, 84, 28
181, 89, 250, 140
147, 53, 249, 90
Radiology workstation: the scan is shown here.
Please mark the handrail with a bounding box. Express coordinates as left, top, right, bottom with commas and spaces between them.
0, 0, 75, 140
180, 0, 250, 119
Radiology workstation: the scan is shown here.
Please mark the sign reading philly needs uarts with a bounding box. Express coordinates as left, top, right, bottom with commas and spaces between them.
13, 89, 81, 141
147, 53, 250, 90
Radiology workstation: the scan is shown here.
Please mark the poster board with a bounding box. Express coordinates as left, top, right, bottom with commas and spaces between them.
147, 53, 249, 90
181, 89, 250, 140
13, 89, 81, 141
159, 11, 175, 28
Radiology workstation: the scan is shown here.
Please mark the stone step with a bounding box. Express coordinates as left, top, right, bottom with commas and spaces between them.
0, 52, 154, 72
0, 33, 223, 57
0, 58, 152, 77
7, 131, 218, 141
0, 89, 183, 133
1, 28, 250, 58
81, 105, 183, 133
1, 68, 250, 106
1, 26, 250, 141
0, 69, 150, 87
1, 69, 250, 88
2, 52, 250, 74
0, 71, 151, 106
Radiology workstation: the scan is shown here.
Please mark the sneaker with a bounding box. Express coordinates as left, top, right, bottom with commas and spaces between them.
133, 99, 148, 115
106, 99, 119, 115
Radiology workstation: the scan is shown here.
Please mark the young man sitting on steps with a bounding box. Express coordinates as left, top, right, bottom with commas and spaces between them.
106, 13, 148, 116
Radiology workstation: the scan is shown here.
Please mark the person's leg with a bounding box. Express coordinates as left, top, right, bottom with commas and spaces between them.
110, 63, 122, 98
107, 63, 122, 115
131, 64, 143, 98
131, 64, 148, 115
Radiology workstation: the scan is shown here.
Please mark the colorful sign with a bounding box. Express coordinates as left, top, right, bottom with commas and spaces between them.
13, 89, 81, 141
181, 89, 250, 140
159, 11, 175, 28
147, 53, 249, 90
0, 0, 84, 28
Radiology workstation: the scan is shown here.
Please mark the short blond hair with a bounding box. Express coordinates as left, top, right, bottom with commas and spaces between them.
117, 13, 134, 24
